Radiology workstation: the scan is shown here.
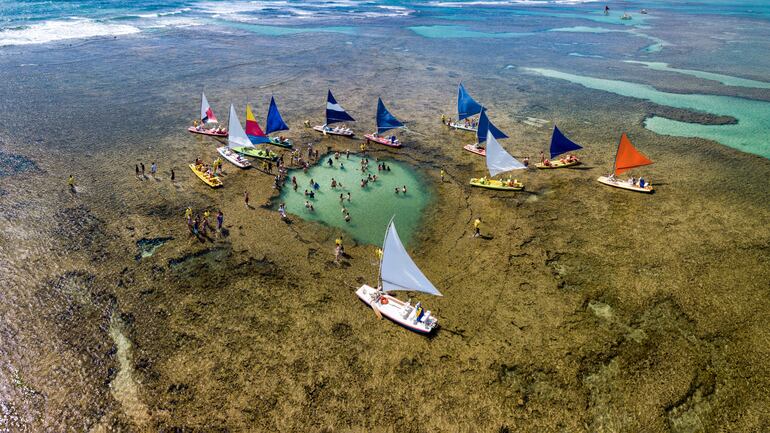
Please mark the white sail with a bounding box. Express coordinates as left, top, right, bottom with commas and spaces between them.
380, 220, 442, 297
201, 92, 210, 121
485, 130, 525, 177
227, 104, 253, 148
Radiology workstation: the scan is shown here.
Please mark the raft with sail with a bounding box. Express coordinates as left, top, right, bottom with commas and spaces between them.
447, 83, 483, 132
232, 105, 278, 161
597, 133, 654, 193
535, 126, 582, 169
188, 92, 228, 137
313, 90, 355, 137
265, 96, 293, 148
470, 131, 526, 191
216, 104, 252, 169
364, 98, 405, 148
463, 110, 507, 157
356, 219, 441, 335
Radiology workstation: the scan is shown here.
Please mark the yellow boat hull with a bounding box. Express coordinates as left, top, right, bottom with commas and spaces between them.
189, 164, 223, 188
469, 178, 524, 191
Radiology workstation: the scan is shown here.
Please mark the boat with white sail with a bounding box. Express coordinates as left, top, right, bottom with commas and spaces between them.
469, 130, 526, 191
597, 133, 654, 192
356, 219, 441, 335
313, 90, 355, 137
188, 92, 228, 137
216, 104, 252, 169
232, 105, 278, 161
364, 98, 405, 148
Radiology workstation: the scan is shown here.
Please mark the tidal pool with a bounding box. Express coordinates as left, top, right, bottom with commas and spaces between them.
523, 67, 770, 159
278, 154, 431, 246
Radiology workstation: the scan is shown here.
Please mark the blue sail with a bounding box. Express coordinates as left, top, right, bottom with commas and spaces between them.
457, 83, 484, 120
476, 110, 508, 144
550, 125, 583, 158
326, 89, 355, 125
376, 98, 404, 134
265, 96, 289, 134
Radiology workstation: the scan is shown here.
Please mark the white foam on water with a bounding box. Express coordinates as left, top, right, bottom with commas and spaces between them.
135, 7, 192, 18
425, 0, 599, 7
0, 18, 141, 46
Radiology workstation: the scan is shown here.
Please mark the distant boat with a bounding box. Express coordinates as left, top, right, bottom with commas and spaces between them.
313, 89, 355, 137
463, 110, 507, 157
447, 83, 484, 132
230, 105, 277, 162
356, 218, 441, 335
469, 130, 526, 191
216, 104, 251, 169
535, 126, 583, 169
188, 92, 228, 137
640, 9, 648, 14
265, 96, 293, 148
364, 98, 405, 148
621, 13, 632, 20
597, 133, 654, 193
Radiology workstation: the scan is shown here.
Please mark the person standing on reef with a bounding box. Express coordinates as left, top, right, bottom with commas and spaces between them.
67, 175, 76, 193
185, 207, 193, 226
135, 164, 140, 178
440, 169, 445, 182
150, 162, 157, 177
244, 191, 250, 208
473, 217, 482, 238
140, 162, 145, 177
216, 210, 224, 235
171, 168, 175, 181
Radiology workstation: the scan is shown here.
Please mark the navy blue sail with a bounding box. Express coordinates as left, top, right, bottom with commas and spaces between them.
326, 89, 355, 125
549, 125, 583, 158
265, 96, 290, 134
457, 83, 484, 120
376, 98, 404, 134
476, 110, 508, 144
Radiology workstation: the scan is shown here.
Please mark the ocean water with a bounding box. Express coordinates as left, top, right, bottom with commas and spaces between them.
278, 154, 431, 245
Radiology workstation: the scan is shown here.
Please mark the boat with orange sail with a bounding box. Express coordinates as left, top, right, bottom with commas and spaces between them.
597, 133, 654, 193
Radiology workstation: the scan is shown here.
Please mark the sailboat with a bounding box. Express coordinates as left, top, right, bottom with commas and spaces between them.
535, 126, 583, 169
232, 105, 278, 161
216, 104, 252, 169
313, 90, 355, 137
597, 133, 654, 193
446, 83, 484, 132
188, 92, 228, 137
356, 218, 441, 335
463, 110, 507, 157
265, 96, 293, 148
470, 130, 526, 190
364, 98, 405, 148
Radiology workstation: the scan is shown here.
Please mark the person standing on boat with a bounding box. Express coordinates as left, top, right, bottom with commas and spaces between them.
473, 217, 482, 238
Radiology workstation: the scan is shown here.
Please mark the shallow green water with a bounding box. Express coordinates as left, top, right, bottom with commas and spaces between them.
278, 154, 431, 246
524, 67, 770, 159
625, 61, 770, 89
408, 25, 532, 39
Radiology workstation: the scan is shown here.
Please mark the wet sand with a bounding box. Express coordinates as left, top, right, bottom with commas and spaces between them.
1, 23, 769, 433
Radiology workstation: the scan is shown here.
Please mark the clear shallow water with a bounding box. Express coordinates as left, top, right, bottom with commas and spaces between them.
625, 61, 770, 89
525, 67, 770, 159
278, 154, 431, 246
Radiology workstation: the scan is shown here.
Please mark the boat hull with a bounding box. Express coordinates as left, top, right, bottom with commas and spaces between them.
313, 125, 354, 137
448, 121, 477, 132
188, 126, 227, 137
535, 160, 581, 169
269, 136, 293, 148
216, 146, 251, 168
232, 146, 278, 161
364, 134, 402, 148
469, 178, 524, 191
597, 175, 654, 193
463, 144, 485, 156
189, 164, 222, 188
356, 285, 437, 335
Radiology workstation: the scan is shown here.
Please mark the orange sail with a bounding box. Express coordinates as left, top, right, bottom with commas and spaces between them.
614, 133, 653, 175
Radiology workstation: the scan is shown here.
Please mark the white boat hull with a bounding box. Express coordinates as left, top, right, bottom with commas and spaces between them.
448, 121, 477, 132
217, 146, 251, 168
355, 285, 437, 335
313, 125, 354, 137
597, 175, 653, 193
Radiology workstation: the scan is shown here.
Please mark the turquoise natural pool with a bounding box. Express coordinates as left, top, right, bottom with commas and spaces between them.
524, 67, 770, 159
278, 154, 431, 246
